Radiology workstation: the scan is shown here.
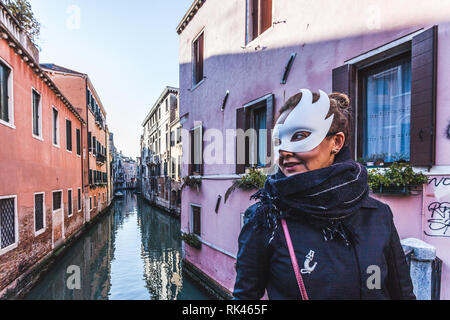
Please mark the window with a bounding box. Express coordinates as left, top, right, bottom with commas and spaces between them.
360, 54, 411, 163
0, 196, 17, 251
52, 108, 59, 146
193, 32, 204, 86
77, 188, 82, 212
236, 94, 274, 173
247, 0, 272, 43
68, 190, 73, 217
253, 107, 267, 167
333, 26, 438, 167
90, 197, 92, 210
89, 169, 93, 185
32, 89, 42, 138
34, 193, 45, 234
0, 61, 12, 126
93, 136, 96, 155
76, 129, 81, 156
52, 191, 62, 211
189, 124, 203, 176
94, 196, 97, 208
66, 119, 72, 152
191, 205, 201, 237
88, 131, 92, 152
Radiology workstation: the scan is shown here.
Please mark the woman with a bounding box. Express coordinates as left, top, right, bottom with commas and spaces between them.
233, 89, 415, 300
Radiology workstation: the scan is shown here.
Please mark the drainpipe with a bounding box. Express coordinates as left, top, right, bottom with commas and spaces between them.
85, 77, 90, 222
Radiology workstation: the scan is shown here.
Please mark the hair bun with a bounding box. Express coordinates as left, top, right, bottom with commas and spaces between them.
329, 92, 350, 110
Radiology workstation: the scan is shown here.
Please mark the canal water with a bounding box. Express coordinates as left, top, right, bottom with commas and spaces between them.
25, 192, 212, 300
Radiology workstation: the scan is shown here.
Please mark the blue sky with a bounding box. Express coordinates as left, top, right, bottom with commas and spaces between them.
31, 0, 193, 158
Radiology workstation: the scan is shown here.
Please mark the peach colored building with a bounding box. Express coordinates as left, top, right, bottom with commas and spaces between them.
41, 64, 110, 222
0, 4, 85, 295
178, 0, 450, 299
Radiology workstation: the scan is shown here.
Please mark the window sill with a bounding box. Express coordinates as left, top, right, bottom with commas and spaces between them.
0, 120, 16, 130
32, 134, 44, 142
53, 143, 60, 149
34, 228, 46, 237
0, 242, 18, 257
244, 25, 274, 48
191, 78, 206, 92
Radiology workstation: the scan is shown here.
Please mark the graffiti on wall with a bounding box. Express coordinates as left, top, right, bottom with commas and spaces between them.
424, 177, 450, 238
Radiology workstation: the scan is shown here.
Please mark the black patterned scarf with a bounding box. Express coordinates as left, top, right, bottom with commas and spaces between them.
251, 147, 369, 246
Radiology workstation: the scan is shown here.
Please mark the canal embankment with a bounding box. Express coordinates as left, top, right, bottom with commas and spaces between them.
1, 201, 115, 300
23, 192, 212, 300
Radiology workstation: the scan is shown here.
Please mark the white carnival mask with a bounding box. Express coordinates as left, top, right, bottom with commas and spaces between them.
272, 89, 334, 161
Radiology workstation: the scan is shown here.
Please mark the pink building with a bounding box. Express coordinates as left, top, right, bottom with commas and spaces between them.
0, 4, 85, 295
178, 0, 450, 299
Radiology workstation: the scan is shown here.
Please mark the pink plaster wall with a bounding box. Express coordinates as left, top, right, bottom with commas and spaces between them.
179, 0, 450, 299
0, 37, 83, 291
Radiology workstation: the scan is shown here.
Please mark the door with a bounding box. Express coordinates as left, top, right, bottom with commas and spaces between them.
52, 191, 65, 248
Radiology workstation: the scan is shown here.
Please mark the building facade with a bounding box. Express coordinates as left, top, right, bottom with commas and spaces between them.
178, 0, 450, 298
0, 4, 86, 295
141, 87, 181, 213
41, 64, 110, 221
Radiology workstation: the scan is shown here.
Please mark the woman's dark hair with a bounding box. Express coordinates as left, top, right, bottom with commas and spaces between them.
278, 91, 352, 146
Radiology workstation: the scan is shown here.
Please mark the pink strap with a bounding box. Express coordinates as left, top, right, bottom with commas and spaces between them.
281, 219, 309, 300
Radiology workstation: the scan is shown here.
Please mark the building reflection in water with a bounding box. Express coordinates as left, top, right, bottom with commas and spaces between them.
25, 191, 210, 300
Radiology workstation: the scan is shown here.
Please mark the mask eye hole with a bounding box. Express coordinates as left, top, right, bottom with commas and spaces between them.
291, 131, 311, 142
274, 138, 281, 147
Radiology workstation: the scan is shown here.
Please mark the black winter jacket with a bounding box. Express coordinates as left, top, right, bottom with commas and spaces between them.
233, 196, 416, 300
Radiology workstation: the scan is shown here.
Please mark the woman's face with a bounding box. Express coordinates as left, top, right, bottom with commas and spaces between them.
277, 110, 345, 177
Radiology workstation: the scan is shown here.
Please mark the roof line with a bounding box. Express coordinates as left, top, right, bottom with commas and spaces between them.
0, 4, 85, 124
176, 0, 206, 35
142, 86, 179, 127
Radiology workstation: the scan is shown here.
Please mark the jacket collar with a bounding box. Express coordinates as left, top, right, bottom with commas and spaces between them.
361, 196, 379, 209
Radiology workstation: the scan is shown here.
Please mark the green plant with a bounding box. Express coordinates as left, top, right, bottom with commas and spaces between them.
224, 168, 267, 203
181, 232, 202, 249
368, 162, 428, 193
5, 0, 40, 46
181, 176, 202, 191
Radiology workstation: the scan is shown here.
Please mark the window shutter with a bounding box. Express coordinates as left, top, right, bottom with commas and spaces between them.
189, 129, 194, 176
332, 63, 357, 159
236, 107, 249, 174
410, 26, 438, 167
251, 0, 259, 40
265, 94, 274, 166
261, 0, 272, 33
194, 124, 203, 175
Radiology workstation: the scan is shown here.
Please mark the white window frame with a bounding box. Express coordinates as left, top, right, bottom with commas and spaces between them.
65, 117, 73, 153
77, 188, 82, 212
0, 195, 18, 256
0, 57, 15, 129
90, 197, 93, 211
52, 190, 63, 213
240, 212, 246, 230
34, 192, 46, 236
76, 128, 81, 157
67, 189, 73, 217
189, 204, 202, 238
245, 0, 275, 46
52, 106, 60, 148
191, 29, 205, 90
31, 87, 43, 141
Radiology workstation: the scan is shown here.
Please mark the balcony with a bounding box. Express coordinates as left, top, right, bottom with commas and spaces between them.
96, 153, 106, 165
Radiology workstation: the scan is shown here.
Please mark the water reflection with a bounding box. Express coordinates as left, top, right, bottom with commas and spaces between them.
25, 191, 210, 300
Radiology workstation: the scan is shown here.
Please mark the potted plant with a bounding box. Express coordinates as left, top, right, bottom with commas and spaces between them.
368, 162, 428, 195
181, 176, 202, 192
224, 167, 267, 203
181, 232, 202, 249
